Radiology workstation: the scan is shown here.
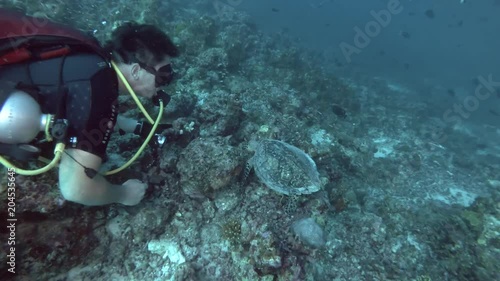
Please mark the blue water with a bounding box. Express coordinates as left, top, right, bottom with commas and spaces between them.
240, 0, 500, 123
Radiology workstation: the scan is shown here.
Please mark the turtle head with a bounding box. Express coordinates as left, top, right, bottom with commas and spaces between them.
247, 139, 260, 152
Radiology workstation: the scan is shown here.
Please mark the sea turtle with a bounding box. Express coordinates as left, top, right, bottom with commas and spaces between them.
245, 139, 321, 196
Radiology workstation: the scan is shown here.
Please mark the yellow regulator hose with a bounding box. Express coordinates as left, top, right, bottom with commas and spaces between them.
0, 143, 65, 175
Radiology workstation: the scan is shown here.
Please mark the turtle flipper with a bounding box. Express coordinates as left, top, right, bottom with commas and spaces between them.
242, 161, 253, 184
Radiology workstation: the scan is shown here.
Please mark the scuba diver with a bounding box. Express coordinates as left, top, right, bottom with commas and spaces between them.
0, 9, 179, 206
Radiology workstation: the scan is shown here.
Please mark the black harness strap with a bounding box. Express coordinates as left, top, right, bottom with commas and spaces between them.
0, 89, 8, 110
0, 80, 15, 110
0, 143, 40, 162
51, 53, 69, 141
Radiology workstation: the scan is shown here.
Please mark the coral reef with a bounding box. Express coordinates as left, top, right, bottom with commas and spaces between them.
177, 136, 243, 199
0, 1, 499, 281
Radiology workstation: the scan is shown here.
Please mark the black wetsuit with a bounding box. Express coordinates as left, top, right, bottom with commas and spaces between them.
0, 52, 118, 159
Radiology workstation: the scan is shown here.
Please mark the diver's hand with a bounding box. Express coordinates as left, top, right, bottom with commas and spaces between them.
121, 179, 147, 206
134, 121, 172, 139
133, 121, 173, 147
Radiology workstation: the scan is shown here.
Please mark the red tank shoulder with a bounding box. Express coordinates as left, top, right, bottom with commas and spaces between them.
0, 8, 105, 57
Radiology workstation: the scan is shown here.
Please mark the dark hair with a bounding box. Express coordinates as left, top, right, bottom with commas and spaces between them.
104, 22, 179, 65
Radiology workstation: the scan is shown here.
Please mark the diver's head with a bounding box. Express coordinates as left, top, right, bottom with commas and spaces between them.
114, 56, 173, 98
105, 22, 179, 98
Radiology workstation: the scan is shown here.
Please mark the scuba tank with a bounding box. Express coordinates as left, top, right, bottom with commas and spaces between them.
0, 9, 166, 176
0, 90, 52, 144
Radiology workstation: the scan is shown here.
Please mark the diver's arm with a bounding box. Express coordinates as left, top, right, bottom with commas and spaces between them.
58, 148, 146, 206
116, 115, 139, 133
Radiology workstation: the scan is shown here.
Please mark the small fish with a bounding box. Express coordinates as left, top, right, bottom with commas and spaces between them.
403, 63, 410, 70
425, 9, 435, 19
476, 143, 488, 149
447, 89, 456, 97
271, 8, 280, 12
449, 20, 464, 28
331, 104, 347, 118
400, 31, 411, 39
489, 109, 500, 117
472, 77, 480, 86
310, 0, 333, 9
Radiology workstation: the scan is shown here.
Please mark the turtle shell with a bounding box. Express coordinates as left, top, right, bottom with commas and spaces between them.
251, 139, 321, 195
